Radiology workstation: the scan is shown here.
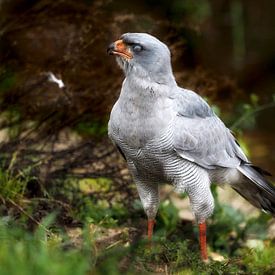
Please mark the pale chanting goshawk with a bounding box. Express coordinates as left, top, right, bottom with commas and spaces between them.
107, 33, 275, 261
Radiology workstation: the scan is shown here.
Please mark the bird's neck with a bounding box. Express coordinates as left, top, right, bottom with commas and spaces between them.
125, 62, 177, 87
122, 73, 176, 98
117, 75, 175, 116
120, 77, 159, 104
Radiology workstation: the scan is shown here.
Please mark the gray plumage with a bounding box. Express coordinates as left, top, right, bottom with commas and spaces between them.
108, 33, 275, 223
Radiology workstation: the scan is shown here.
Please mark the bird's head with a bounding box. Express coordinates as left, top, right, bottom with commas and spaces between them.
107, 33, 175, 85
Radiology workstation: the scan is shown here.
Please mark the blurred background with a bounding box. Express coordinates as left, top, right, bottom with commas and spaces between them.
0, 0, 274, 274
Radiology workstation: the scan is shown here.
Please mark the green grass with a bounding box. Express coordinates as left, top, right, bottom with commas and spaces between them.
242, 245, 275, 274
0, 167, 274, 274
0, 167, 29, 201
0, 206, 274, 274
0, 218, 92, 275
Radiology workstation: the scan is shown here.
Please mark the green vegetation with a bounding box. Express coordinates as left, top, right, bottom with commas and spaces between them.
0, 218, 91, 275
0, 68, 17, 94
0, 167, 274, 274
243, 245, 275, 274
0, 168, 27, 201
74, 120, 108, 137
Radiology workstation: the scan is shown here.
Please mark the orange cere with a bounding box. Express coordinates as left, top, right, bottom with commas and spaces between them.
113, 39, 133, 59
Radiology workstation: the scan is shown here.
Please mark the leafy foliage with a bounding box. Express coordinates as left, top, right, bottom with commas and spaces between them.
0, 169, 28, 201
0, 163, 274, 274
0, 218, 91, 275
242, 245, 275, 274
74, 120, 108, 137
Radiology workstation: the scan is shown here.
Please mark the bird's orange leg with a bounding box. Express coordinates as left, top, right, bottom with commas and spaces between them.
147, 219, 155, 243
199, 222, 208, 261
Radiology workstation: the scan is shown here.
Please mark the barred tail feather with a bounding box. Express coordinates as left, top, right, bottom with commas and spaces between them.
234, 163, 275, 215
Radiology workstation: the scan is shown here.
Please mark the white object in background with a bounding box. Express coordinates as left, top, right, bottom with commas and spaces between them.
47, 72, 65, 88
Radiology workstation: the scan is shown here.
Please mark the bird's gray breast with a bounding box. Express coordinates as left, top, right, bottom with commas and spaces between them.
109, 86, 174, 150
108, 85, 176, 180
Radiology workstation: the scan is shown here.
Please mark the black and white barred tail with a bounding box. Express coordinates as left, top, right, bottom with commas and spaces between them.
235, 162, 275, 215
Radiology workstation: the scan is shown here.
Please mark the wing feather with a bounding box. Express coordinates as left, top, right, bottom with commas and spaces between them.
172, 88, 248, 169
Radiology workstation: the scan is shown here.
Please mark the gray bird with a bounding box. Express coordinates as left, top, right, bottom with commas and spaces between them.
107, 33, 275, 261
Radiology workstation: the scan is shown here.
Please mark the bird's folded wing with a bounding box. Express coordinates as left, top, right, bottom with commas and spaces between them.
172, 89, 248, 169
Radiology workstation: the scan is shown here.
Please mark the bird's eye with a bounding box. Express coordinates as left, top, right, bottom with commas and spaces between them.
133, 44, 143, 52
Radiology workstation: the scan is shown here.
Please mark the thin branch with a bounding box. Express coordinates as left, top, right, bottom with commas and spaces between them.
230, 101, 275, 130
7, 198, 51, 234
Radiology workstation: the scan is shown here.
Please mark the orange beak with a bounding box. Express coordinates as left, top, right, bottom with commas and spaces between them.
107, 39, 133, 59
